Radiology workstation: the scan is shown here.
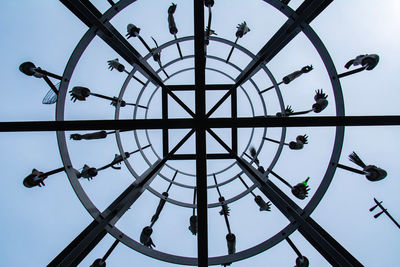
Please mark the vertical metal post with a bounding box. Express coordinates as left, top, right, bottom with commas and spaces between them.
194, 0, 208, 266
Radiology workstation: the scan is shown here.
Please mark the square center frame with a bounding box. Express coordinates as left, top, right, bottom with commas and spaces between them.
162, 84, 238, 160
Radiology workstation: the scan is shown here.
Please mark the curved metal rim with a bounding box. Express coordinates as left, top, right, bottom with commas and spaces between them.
54, 0, 345, 265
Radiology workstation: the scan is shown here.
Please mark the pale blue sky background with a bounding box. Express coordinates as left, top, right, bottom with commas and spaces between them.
0, 1, 399, 266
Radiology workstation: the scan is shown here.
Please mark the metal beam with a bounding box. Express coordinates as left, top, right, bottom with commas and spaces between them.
194, 0, 208, 266
2, 116, 400, 132
166, 84, 234, 91
48, 160, 162, 267
206, 0, 333, 118
207, 129, 363, 266
170, 153, 234, 160
60, 0, 195, 118
48, 130, 194, 266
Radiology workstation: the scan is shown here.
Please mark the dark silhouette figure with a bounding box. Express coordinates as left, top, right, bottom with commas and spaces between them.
107, 58, 125, 72
236, 21, 250, 38
70, 86, 90, 102
295, 256, 309, 267
188, 215, 198, 235
345, 54, 379, 71
23, 169, 47, 188
168, 3, 178, 35
249, 146, 260, 166
291, 177, 310, 200
276, 105, 294, 117
126, 24, 140, 38
312, 89, 328, 113
205, 0, 214, 7
226, 233, 236, 254
70, 131, 107, 140
140, 226, 155, 248
218, 196, 230, 216
254, 195, 271, 211
349, 152, 387, 181
289, 135, 308, 150
79, 164, 98, 180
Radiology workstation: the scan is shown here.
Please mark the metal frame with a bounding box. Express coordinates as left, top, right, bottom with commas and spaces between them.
8, 0, 400, 266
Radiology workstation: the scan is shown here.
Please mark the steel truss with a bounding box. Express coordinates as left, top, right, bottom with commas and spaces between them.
9, 0, 399, 266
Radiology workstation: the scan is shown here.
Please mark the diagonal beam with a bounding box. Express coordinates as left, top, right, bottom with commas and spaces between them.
60, 0, 195, 117
206, 0, 333, 118
194, 0, 208, 266
207, 128, 363, 266
1, 116, 400, 132
49, 129, 195, 266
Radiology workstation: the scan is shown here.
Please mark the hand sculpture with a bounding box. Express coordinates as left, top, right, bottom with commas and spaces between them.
345, 54, 379, 71
291, 177, 310, 200
107, 58, 125, 72
79, 164, 98, 180
254, 195, 271, 211
69, 86, 90, 102
349, 151, 387, 181
289, 134, 309, 150
23, 169, 46, 188
312, 89, 328, 113
236, 21, 250, 38
218, 196, 230, 216
276, 105, 294, 117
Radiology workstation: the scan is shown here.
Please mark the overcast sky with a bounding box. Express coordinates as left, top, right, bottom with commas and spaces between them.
0, 1, 399, 266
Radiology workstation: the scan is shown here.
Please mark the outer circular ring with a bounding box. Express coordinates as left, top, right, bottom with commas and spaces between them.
55, 0, 345, 265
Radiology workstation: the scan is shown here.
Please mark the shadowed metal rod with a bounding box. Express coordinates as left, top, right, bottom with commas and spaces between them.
286, 237, 310, 267
213, 174, 236, 259
141, 170, 178, 248
90, 239, 119, 267
238, 175, 271, 211
336, 151, 387, 181
126, 25, 169, 78
338, 54, 379, 79
149, 170, 178, 227
268, 170, 310, 200
79, 145, 151, 180
167, 3, 183, 59
370, 198, 400, 229
23, 167, 66, 188
259, 65, 313, 94
204, 0, 216, 46
107, 58, 146, 85
69, 86, 148, 109
226, 21, 250, 62
263, 134, 308, 150
19, 61, 61, 104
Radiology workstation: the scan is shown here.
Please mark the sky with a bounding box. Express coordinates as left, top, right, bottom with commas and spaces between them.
0, 0, 400, 266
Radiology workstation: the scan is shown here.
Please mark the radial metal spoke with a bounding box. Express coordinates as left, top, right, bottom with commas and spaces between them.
207, 128, 363, 266
206, 0, 333, 118
49, 129, 194, 266
60, 0, 195, 117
